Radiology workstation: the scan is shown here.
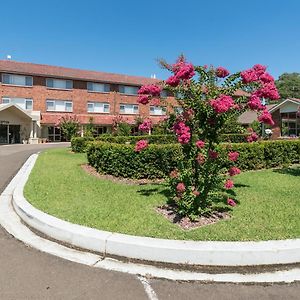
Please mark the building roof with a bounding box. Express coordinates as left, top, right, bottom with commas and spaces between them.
0, 103, 33, 120
0, 60, 160, 86
238, 104, 276, 125
40, 113, 165, 125
0, 60, 250, 97
269, 98, 300, 113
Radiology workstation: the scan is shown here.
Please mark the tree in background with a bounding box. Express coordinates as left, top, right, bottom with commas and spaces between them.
58, 115, 80, 141
84, 117, 95, 138
275, 73, 300, 99
112, 115, 132, 136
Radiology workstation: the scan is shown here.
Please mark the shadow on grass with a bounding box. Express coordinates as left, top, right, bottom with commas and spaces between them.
137, 184, 170, 198
273, 166, 300, 177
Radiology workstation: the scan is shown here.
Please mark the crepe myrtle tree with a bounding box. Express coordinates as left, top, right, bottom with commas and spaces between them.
135, 55, 279, 219
57, 114, 80, 141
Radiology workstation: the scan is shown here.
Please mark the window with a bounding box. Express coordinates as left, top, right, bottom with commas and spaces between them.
174, 107, 183, 114
87, 82, 110, 93
2, 74, 33, 86
1, 97, 33, 110
281, 112, 300, 137
119, 104, 139, 114
46, 100, 73, 112
87, 102, 110, 113
150, 106, 167, 116
46, 78, 73, 89
25, 99, 33, 110
161, 90, 168, 98
47, 126, 61, 142
119, 85, 139, 95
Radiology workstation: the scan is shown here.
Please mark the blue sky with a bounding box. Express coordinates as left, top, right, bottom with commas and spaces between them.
1, 0, 299, 79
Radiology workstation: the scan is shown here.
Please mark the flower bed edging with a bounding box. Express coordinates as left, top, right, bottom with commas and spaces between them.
12, 154, 300, 266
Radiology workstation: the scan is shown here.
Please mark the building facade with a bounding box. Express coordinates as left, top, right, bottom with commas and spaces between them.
0, 60, 177, 144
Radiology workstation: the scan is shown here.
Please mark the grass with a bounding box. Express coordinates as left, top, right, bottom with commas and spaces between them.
24, 148, 300, 241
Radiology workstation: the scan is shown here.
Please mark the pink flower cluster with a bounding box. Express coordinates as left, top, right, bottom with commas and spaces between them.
228, 151, 239, 161
196, 153, 206, 165
227, 198, 236, 207
137, 84, 162, 105
247, 129, 259, 143
165, 58, 195, 87
229, 166, 241, 176
134, 140, 148, 152
241, 64, 280, 100
208, 149, 219, 159
258, 110, 274, 126
254, 82, 279, 100
216, 67, 230, 78
195, 140, 205, 149
224, 179, 234, 189
173, 121, 191, 144
247, 95, 264, 111
138, 119, 152, 133
176, 182, 186, 193
210, 95, 235, 114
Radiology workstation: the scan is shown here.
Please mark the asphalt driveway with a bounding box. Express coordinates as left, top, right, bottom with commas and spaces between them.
0, 143, 299, 300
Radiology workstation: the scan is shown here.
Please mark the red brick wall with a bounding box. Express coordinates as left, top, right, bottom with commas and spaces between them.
0, 73, 178, 125
271, 110, 281, 139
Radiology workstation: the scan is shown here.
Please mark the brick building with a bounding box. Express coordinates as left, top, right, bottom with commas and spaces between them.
0, 60, 177, 144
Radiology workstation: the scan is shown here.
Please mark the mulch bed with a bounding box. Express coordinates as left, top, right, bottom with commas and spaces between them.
156, 205, 230, 230
81, 164, 165, 185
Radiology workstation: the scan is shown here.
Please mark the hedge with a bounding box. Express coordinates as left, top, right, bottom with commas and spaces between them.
72, 134, 252, 153
71, 136, 94, 153
87, 141, 182, 179
96, 134, 177, 144
86, 140, 300, 179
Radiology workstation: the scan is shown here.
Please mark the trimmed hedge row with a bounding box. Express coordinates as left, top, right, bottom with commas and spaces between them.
86, 140, 300, 179
96, 134, 177, 144
72, 133, 251, 153
87, 142, 182, 179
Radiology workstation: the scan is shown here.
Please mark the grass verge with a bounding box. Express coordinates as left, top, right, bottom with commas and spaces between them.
24, 148, 300, 241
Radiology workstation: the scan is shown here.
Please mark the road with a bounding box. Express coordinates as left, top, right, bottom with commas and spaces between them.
0, 144, 299, 300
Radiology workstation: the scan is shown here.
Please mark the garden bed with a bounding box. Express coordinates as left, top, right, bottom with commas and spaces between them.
24, 148, 300, 241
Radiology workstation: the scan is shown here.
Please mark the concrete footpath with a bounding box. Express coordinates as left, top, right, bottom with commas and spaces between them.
0, 144, 299, 300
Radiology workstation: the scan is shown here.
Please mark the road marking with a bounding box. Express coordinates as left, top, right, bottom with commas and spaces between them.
138, 276, 159, 300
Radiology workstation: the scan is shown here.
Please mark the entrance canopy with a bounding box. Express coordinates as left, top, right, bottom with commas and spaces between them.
0, 103, 34, 121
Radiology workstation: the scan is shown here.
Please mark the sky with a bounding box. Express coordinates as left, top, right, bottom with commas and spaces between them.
1, 0, 300, 80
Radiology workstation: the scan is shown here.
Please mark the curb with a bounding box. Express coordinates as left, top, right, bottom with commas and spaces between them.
11, 153, 300, 267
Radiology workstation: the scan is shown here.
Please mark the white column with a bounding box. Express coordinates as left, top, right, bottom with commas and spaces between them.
34, 121, 37, 138
30, 121, 34, 138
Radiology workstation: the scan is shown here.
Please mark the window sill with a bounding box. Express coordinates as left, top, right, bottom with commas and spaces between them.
87, 91, 110, 94
1, 83, 33, 88
87, 112, 110, 114
46, 87, 73, 91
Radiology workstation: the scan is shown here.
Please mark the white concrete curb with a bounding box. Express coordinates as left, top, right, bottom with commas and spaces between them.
10, 154, 300, 266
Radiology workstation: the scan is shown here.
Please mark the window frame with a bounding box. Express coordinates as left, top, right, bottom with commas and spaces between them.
119, 85, 139, 96
46, 78, 73, 90
149, 105, 167, 116
87, 82, 110, 93
1, 73, 33, 87
87, 101, 110, 113
119, 103, 139, 114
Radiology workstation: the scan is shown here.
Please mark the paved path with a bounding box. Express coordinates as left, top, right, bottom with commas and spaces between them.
0, 144, 299, 300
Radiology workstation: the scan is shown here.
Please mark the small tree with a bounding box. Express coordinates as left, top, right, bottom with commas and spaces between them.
84, 117, 95, 138
58, 114, 80, 141
135, 56, 279, 219
112, 115, 132, 136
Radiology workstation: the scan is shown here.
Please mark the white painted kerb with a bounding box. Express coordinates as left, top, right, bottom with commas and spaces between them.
12, 154, 300, 266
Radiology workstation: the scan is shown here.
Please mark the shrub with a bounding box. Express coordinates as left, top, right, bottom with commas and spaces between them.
87, 141, 182, 179
86, 140, 300, 179
71, 136, 94, 153
220, 133, 250, 143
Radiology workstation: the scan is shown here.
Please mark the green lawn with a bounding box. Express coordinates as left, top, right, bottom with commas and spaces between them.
24, 148, 300, 241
